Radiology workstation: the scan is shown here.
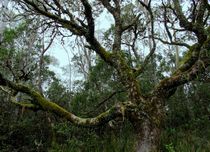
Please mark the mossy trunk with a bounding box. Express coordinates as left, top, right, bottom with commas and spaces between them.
130, 97, 165, 152
134, 120, 161, 152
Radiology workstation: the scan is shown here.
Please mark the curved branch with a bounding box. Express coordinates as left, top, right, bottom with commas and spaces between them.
20, 0, 115, 67
121, 14, 141, 32
154, 36, 190, 48
173, 0, 207, 42
153, 57, 210, 98
21, 0, 86, 36
0, 74, 125, 126
152, 35, 210, 98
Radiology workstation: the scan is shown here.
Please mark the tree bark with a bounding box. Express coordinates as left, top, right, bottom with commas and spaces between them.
129, 97, 165, 152
134, 120, 161, 152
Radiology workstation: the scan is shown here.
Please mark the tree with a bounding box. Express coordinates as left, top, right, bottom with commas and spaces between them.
0, 0, 210, 151
0, 19, 60, 151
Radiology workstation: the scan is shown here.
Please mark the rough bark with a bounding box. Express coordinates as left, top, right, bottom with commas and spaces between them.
127, 96, 165, 152
135, 120, 161, 152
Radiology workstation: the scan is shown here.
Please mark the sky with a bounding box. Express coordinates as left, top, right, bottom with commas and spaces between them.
0, 0, 9, 34
47, 10, 113, 80
0, 0, 114, 86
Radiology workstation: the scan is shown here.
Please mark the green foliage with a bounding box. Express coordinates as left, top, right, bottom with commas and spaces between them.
46, 79, 72, 109
49, 120, 135, 152
70, 58, 125, 116
0, 20, 58, 152
161, 120, 210, 152
165, 143, 175, 152
0, 106, 53, 152
2, 22, 27, 44
161, 82, 210, 152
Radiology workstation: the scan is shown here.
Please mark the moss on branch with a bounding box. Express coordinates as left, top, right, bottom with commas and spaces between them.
11, 100, 40, 110
0, 74, 126, 126
176, 43, 201, 74
153, 57, 210, 98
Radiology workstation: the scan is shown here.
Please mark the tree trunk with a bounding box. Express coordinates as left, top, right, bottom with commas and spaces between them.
134, 120, 161, 152
130, 97, 165, 152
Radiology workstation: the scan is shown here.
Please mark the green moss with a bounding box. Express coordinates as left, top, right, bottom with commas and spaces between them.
11, 101, 37, 108
175, 44, 200, 75
205, 26, 210, 35
200, 36, 210, 58
179, 44, 198, 66
100, 47, 112, 62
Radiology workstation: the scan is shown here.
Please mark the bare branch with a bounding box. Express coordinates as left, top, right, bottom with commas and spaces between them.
95, 90, 125, 110
99, 0, 122, 52
21, 0, 86, 36
135, 0, 156, 76
52, 0, 75, 21
121, 14, 141, 32
43, 27, 57, 53
162, 2, 173, 42
81, 0, 95, 37
19, 0, 115, 67
83, 89, 126, 115
154, 36, 190, 48
98, 0, 115, 15
205, 0, 210, 11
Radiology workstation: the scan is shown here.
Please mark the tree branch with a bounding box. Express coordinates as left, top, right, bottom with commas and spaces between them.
0, 74, 126, 126
11, 100, 40, 110
20, 0, 115, 67
204, 0, 210, 11
152, 35, 210, 98
153, 57, 210, 98
99, 0, 122, 52
21, 0, 86, 36
121, 13, 141, 32
94, 90, 125, 110
0, 86, 40, 110
134, 0, 156, 76
173, 0, 207, 42
154, 36, 190, 48
81, 0, 95, 37
98, 0, 115, 15
173, 0, 194, 30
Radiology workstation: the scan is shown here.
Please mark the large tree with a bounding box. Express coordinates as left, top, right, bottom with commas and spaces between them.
0, 0, 210, 151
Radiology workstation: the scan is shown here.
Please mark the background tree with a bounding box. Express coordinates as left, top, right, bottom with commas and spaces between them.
0, 15, 59, 151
